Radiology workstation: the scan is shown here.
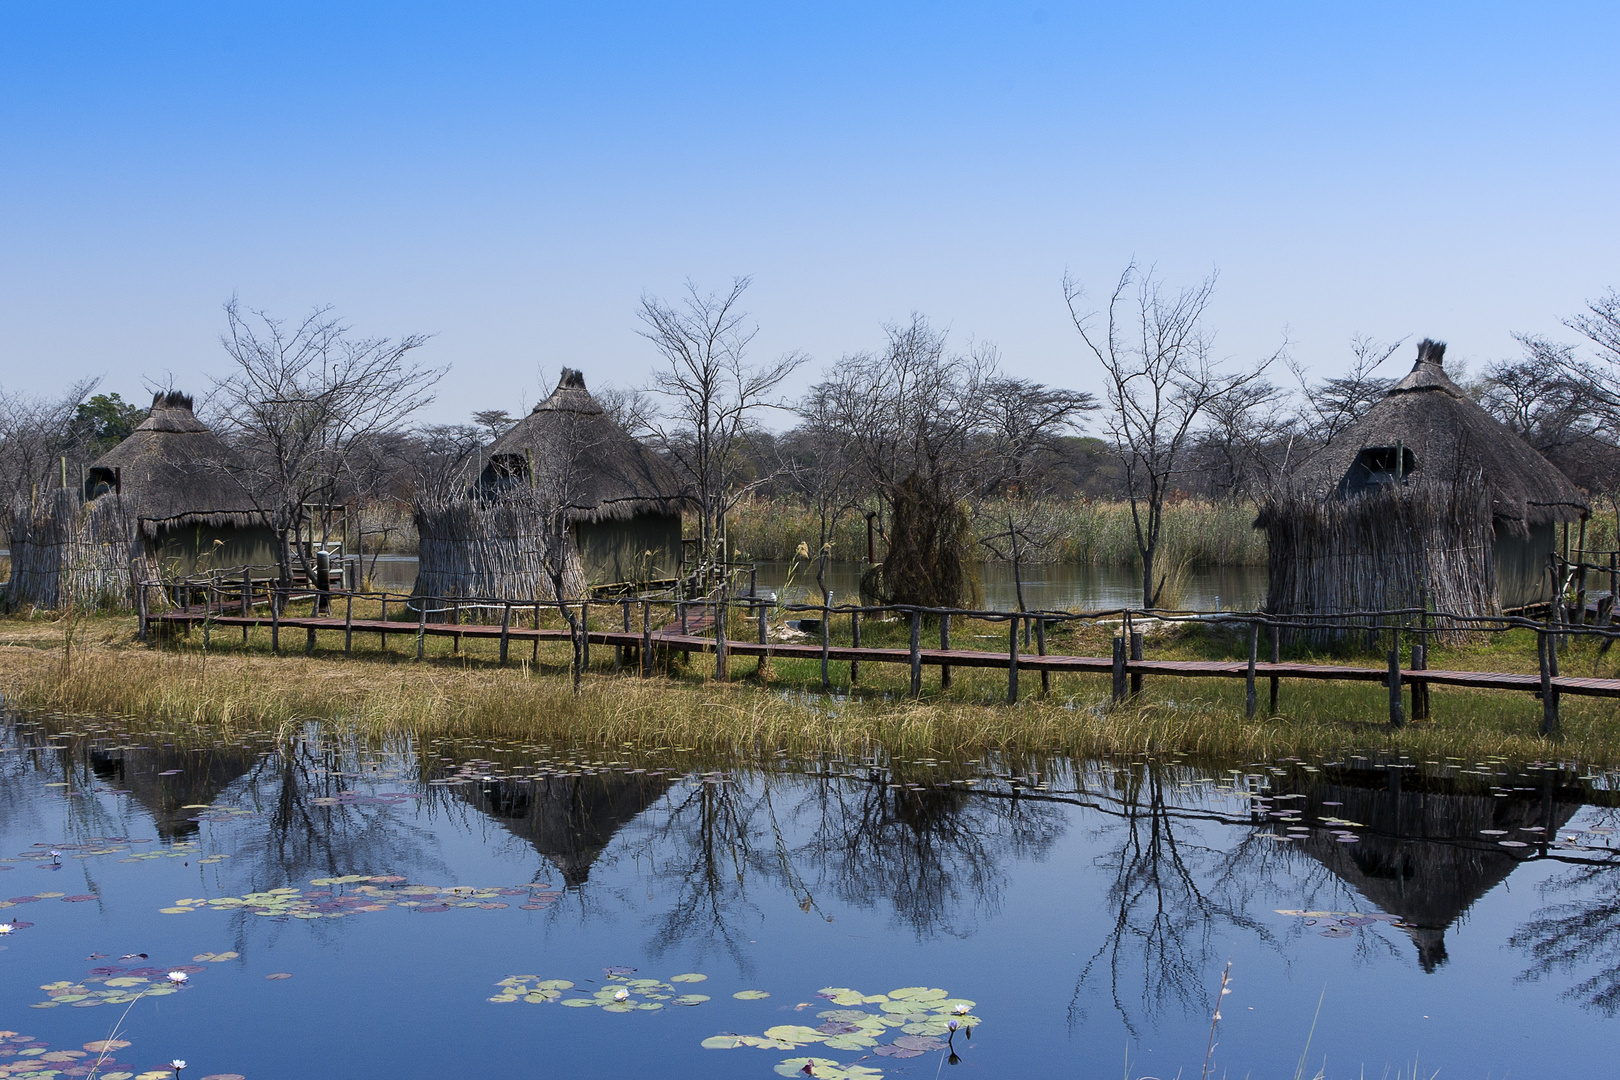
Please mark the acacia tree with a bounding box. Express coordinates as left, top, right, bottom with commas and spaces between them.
210, 299, 442, 589
639, 277, 805, 571
1065, 265, 1282, 608
807, 316, 999, 607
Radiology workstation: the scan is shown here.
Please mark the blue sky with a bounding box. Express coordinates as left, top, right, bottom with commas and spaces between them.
1, 2, 1615, 426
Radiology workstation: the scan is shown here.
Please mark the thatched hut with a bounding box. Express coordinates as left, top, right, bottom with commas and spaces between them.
6, 392, 273, 608
414, 369, 687, 602
1268, 768, 1580, 972
1260, 340, 1588, 619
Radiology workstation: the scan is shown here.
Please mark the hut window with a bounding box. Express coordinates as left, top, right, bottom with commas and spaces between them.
1352, 445, 1417, 488
478, 454, 531, 497
83, 466, 119, 500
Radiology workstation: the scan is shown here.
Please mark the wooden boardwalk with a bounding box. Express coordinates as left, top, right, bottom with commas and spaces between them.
150, 608, 1620, 700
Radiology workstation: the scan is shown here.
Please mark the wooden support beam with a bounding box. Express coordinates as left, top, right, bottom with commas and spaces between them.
1007, 616, 1019, 705
1269, 623, 1280, 715
1539, 630, 1559, 736
939, 614, 952, 690
416, 598, 426, 660
1111, 636, 1126, 704
1129, 630, 1144, 698
820, 598, 831, 690
850, 609, 860, 683
499, 602, 511, 665
1387, 627, 1404, 727
1245, 623, 1258, 717
1036, 617, 1049, 698
344, 589, 354, 656
909, 610, 922, 698
642, 601, 653, 678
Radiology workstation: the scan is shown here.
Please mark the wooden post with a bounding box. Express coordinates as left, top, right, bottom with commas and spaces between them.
452, 601, 462, 654
1036, 616, 1049, 698
1129, 630, 1143, 698
1007, 615, 1019, 705
1611, 551, 1618, 611
380, 596, 387, 650
499, 602, 512, 665
940, 613, 952, 690
534, 601, 544, 666
850, 608, 861, 684
1245, 622, 1258, 717
642, 600, 654, 677
344, 588, 354, 656
757, 595, 768, 678
1111, 636, 1127, 704
714, 588, 728, 681
203, 586, 212, 650
1575, 517, 1589, 626
1412, 640, 1429, 720
909, 610, 922, 698
1539, 630, 1559, 736
1269, 622, 1281, 715
138, 581, 149, 641
1387, 626, 1404, 726
305, 619, 315, 656
271, 587, 280, 654
416, 598, 426, 660
820, 598, 831, 690
679, 600, 688, 635
619, 600, 631, 672
241, 568, 252, 645
580, 601, 589, 670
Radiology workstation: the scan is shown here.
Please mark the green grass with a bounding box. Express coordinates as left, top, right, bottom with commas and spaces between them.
4, 607, 1618, 766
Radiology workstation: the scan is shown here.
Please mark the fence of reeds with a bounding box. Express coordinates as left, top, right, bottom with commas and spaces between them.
4, 489, 139, 611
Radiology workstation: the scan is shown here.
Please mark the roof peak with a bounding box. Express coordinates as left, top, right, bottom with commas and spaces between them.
150, 390, 195, 413
1415, 338, 1446, 370
1390, 338, 1461, 397
532, 367, 604, 415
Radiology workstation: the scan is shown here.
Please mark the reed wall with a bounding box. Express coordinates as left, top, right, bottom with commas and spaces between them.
413, 498, 583, 607
5, 490, 142, 610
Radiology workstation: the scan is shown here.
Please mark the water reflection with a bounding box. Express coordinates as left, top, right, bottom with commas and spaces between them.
7, 712, 1620, 1073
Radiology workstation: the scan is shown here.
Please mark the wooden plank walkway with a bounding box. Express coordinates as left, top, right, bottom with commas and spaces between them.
150, 609, 1620, 700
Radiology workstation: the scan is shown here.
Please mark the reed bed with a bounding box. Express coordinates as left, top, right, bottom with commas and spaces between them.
727, 495, 1266, 567
4, 613, 1616, 766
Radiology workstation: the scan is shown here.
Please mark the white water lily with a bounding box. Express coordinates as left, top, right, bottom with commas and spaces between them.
0, 923, 14, 935
170, 1061, 186, 1073
166, 971, 189, 985
612, 987, 630, 1001
951, 1004, 969, 1015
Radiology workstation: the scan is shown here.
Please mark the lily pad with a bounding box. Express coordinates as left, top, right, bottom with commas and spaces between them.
702, 1035, 747, 1049
674, 994, 711, 1005
764, 1025, 828, 1045
773, 1057, 845, 1078
671, 973, 708, 983
734, 989, 771, 1000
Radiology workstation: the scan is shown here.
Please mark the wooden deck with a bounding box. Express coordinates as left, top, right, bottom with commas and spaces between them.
150, 608, 1620, 700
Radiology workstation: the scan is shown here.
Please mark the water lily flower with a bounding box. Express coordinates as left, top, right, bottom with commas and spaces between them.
0, 923, 14, 935
170, 1061, 186, 1074
166, 971, 189, 985
951, 1004, 970, 1015
948, 1019, 959, 1031
612, 988, 630, 1001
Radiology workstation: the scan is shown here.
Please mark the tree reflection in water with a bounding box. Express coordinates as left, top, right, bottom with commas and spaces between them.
1069, 761, 1277, 1037
631, 760, 1068, 969
1511, 806, 1620, 1015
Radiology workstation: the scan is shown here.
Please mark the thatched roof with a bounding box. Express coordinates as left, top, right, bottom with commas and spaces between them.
1288, 340, 1587, 530
1271, 770, 1581, 972
87, 392, 266, 537
478, 370, 687, 522
459, 772, 674, 886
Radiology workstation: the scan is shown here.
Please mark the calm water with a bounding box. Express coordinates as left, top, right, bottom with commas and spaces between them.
3, 715, 1619, 1078
367, 556, 1268, 611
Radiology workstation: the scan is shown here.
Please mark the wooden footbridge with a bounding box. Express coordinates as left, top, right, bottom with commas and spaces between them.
142, 578, 1620, 736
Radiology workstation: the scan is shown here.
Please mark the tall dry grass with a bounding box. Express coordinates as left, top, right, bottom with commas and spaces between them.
727, 495, 1265, 568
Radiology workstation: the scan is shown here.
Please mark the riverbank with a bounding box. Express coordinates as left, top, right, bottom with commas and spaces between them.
3, 611, 1618, 765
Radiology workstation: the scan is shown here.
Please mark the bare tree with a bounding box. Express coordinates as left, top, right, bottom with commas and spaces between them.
981, 376, 1098, 496
210, 299, 443, 589
639, 277, 805, 570
1065, 264, 1282, 607
807, 316, 999, 607
1291, 334, 1404, 449
1189, 378, 1293, 500
0, 378, 101, 512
